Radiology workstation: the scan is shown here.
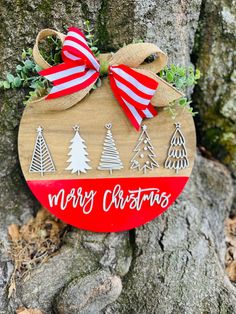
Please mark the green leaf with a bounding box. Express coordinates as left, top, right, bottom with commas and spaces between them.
6, 73, 14, 83
179, 98, 187, 106
3, 81, 11, 89
13, 77, 22, 87
22, 66, 29, 74
35, 65, 42, 72
20, 71, 27, 79
0, 81, 4, 88
177, 67, 186, 77
186, 77, 195, 86
29, 91, 36, 96
195, 69, 201, 80
54, 52, 61, 64
25, 59, 33, 69
16, 65, 23, 72
22, 50, 27, 59
86, 34, 94, 39
175, 78, 185, 88
95, 50, 100, 57
159, 70, 164, 78
166, 72, 174, 82
36, 81, 44, 88
170, 64, 176, 72
27, 48, 33, 55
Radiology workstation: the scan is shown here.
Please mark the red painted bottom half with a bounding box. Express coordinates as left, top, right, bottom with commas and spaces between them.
27, 177, 188, 232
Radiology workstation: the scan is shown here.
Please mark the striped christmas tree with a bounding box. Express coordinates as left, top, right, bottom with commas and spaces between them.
164, 122, 189, 173
29, 126, 55, 176
98, 123, 123, 174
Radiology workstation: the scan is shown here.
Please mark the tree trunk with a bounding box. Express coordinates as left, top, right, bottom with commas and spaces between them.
0, 0, 235, 313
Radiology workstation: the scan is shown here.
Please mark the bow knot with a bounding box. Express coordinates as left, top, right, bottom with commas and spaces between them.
100, 61, 110, 75
37, 27, 174, 130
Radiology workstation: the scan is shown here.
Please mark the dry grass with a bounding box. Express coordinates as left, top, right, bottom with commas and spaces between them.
225, 216, 236, 282
16, 307, 43, 314
7, 207, 67, 297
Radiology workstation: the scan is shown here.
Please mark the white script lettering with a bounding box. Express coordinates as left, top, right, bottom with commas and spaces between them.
103, 185, 171, 212
48, 188, 97, 214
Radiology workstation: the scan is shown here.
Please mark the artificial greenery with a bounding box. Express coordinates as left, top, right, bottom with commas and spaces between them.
83, 20, 100, 57
39, 35, 62, 65
0, 20, 200, 116
0, 48, 49, 103
159, 64, 200, 118
0, 21, 99, 103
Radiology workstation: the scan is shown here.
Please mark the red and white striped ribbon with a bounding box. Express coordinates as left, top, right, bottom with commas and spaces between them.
39, 27, 158, 130
109, 65, 158, 130
40, 27, 100, 99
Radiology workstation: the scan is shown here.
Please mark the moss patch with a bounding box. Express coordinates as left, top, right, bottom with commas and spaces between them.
192, 0, 236, 169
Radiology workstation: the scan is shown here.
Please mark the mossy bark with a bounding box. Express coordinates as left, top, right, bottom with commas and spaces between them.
193, 0, 236, 169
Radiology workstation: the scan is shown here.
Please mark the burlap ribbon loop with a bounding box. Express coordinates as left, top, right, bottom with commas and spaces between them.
33, 29, 66, 70
108, 43, 167, 73
32, 29, 183, 111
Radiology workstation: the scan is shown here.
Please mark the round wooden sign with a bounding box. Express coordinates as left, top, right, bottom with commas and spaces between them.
18, 79, 196, 232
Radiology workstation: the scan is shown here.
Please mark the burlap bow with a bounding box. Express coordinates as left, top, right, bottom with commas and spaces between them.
32, 28, 183, 130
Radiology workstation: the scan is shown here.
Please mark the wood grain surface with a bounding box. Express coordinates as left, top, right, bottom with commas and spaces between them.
18, 78, 196, 180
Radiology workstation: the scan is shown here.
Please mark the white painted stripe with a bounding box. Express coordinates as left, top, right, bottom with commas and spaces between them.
114, 79, 150, 106
122, 98, 142, 125
44, 65, 85, 81
64, 40, 100, 72
49, 69, 97, 94
63, 50, 81, 61
67, 31, 87, 45
142, 108, 153, 118
111, 67, 156, 95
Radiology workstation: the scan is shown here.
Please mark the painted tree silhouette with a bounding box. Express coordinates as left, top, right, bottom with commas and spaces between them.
164, 122, 189, 173
29, 126, 55, 176
98, 123, 123, 174
130, 124, 159, 174
66, 125, 91, 175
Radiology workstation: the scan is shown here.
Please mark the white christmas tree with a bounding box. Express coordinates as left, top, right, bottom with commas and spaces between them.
164, 122, 189, 173
98, 123, 123, 174
65, 125, 91, 175
29, 126, 55, 176
130, 125, 159, 174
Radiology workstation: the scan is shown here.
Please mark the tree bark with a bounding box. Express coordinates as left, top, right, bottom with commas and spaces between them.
193, 0, 236, 169
0, 0, 235, 313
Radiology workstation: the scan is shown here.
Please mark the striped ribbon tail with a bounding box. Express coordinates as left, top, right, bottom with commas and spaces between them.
109, 65, 158, 130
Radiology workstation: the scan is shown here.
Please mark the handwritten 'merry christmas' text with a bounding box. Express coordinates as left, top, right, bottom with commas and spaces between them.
103, 185, 170, 211
48, 188, 96, 214
48, 185, 171, 214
